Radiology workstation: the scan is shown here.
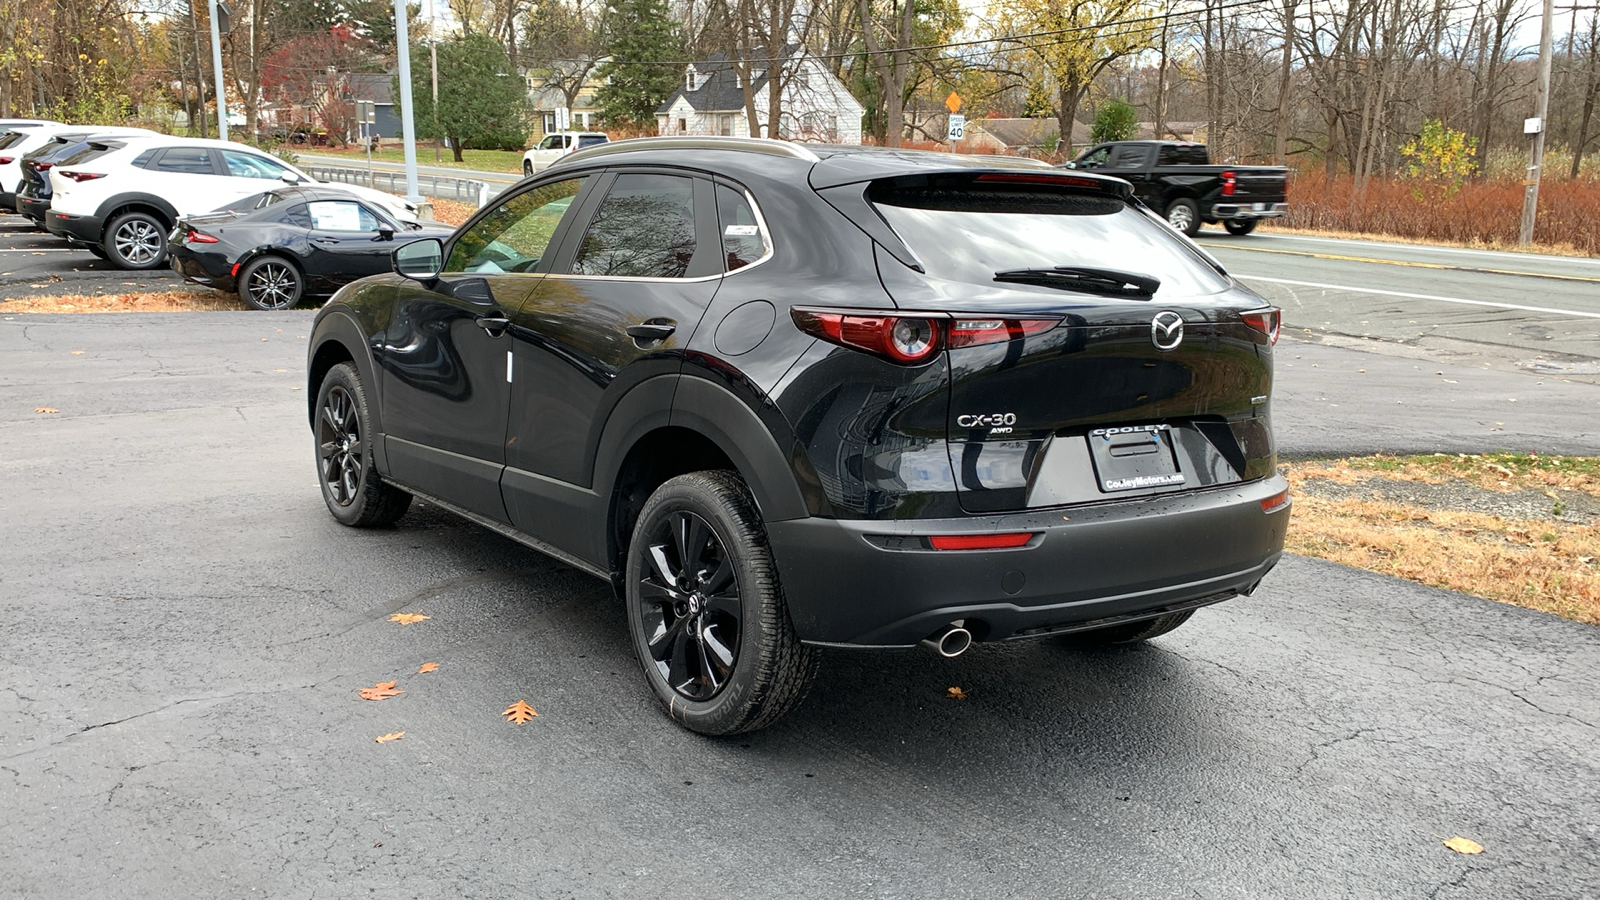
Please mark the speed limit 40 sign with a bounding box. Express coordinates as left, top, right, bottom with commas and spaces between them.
947, 114, 965, 142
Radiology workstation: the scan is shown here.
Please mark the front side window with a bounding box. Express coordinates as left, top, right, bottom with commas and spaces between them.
1110, 146, 1151, 169
306, 200, 382, 232
570, 173, 697, 278
539, 135, 561, 151
155, 148, 215, 175
1076, 146, 1111, 168
222, 149, 292, 179
716, 184, 767, 272
445, 177, 587, 274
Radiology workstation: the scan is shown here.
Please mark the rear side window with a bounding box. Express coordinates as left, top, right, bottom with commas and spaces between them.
577, 135, 607, 148
1156, 144, 1209, 165
716, 184, 768, 272
154, 148, 216, 175
869, 179, 1230, 298
0, 132, 24, 150
1110, 145, 1151, 169
132, 149, 158, 168
570, 173, 697, 278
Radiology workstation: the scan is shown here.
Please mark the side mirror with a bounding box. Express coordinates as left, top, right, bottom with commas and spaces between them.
280, 171, 301, 184
1062, 161, 1077, 169
393, 238, 443, 280
377, 225, 395, 242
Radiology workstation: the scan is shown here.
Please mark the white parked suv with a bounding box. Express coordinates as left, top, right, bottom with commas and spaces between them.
521, 131, 609, 175
0, 120, 67, 207
44, 136, 420, 269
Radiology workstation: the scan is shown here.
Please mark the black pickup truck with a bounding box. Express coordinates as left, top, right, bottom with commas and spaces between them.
1060, 141, 1289, 237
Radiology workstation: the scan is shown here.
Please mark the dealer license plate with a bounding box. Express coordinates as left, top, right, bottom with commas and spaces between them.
1087, 425, 1186, 493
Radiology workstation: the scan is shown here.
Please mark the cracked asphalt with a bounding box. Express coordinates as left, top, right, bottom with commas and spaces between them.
2, 310, 1598, 893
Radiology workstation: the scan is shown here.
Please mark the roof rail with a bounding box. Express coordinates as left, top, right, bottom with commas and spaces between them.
555, 136, 822, 168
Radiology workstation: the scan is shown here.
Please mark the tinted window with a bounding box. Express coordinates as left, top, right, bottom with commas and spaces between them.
131, 149, 158, 167
577, 134, 607, 148
716, 184, 767, 272
155, 148, 215, 174
58, 143, 119, 166
221, 149, 292, 179
306, 200, 382, 232
0, 132, 25, 150
446, 177, 586, 274
1076, 147, 1110, 167
570, 173, 697, 278
538, 135, 561, 151
1157, 144, 1209, 165
870, 181, 1231, 298
1110, 145, 1151, 169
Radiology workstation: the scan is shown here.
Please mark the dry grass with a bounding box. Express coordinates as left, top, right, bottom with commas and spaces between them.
1284, 454, 1600, 625
1278, 171, 1600, 256
426, 198, 477, 227
0, 290, 248, 313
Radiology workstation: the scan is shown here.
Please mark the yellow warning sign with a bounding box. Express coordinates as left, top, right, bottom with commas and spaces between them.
945, 92, 962, 114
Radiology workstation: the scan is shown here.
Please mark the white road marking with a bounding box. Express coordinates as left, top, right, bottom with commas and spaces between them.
1230, 233, 1600, 268
0, 248, 81, 253
1236, 274, 1600, 320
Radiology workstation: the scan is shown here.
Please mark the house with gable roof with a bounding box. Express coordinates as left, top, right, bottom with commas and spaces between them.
655, 48, 864, 144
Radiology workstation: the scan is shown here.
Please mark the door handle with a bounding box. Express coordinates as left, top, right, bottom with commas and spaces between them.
476, 315, 511, 337
625, 321, 676, 346
313, 237, 340, 245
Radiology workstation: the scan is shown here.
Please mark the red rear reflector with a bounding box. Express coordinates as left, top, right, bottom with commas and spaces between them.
186, 229, 219, 244
1221, 170, 1237, 196
929, 533, 1034, 550
1241, 308, 1280, 344
231, 262, 241, 276
1260, 490, 1290, 513
60, 171, 105, 182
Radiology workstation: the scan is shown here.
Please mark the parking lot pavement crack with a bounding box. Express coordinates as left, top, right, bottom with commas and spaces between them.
1453, 674, 1597, 730
1424, 860, 1518, 899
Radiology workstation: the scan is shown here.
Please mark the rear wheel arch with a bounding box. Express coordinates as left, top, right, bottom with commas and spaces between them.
94, 194, 177, 238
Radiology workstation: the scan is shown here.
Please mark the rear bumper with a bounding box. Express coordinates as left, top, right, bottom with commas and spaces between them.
768, 475, 1290, 647
18, 195, 50, 222
43, 210, 102, 244
168, 243, 237, 291
1212, 202, 1289, 220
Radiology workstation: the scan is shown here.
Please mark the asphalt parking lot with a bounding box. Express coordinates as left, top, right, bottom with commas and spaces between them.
0, 215, 185, 299
2, 302, 1597, 897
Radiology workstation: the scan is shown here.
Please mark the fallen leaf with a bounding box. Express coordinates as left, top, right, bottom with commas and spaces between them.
416, 662, 439, 674
375, 731, 405, 743
502, 700, 538, 723
70, 350, 84, 355
34, 407, 58, 414
946, 686, 968, 700
1443, 836, 1484, 855
359, 680, 404, 701
273, 368, 288, 373
388, 613, 430, 625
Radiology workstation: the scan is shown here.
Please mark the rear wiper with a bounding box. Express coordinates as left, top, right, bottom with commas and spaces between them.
993, 266, 1160, 299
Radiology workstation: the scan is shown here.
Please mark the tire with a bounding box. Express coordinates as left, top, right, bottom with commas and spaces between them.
625, 471, 818, 735
1062, 610, 1195, 647
1164, 198, 1201, 237
1223, 218, 1259, 236
315, 362, 412, 527
523, 160, 535, 176
86, 245, 108, 259
103, 211, 169, 269
238, 256, 304, 310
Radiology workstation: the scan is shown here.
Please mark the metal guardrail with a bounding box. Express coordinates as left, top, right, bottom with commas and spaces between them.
300, 165, 493, 208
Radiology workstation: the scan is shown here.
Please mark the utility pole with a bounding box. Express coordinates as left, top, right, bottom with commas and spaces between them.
428, 0, 440, 164
208, 0, 231, 139
394, 0, 422, 202
1520, 0, 1555, 246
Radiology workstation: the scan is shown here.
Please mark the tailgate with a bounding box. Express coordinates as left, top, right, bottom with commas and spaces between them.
1229, 168, 1288, 204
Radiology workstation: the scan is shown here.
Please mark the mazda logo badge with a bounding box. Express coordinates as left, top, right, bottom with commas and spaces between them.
1151, 311, 1184, 350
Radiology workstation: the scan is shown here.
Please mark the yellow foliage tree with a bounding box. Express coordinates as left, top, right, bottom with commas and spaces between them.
990, 0, 1157, 155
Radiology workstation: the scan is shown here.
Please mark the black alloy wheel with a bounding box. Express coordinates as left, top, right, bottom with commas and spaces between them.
1223, 218, 1259, 236
637, 508, 743, 702
315, 362, 412, 527
626, 471, 818, 735
104, 211, 168, 269
239, 257, 303, 310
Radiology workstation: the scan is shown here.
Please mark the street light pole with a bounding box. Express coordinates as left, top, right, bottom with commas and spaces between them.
208, 0, 229, 139
394, 0, 422, 202
1519, 0, 1555, 246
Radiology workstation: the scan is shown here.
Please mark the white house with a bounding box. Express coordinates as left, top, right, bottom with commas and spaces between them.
655, 47, 864, 144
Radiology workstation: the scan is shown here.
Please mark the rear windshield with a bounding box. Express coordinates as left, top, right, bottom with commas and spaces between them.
57, 143, 121, 166
870, 182, 1231, 298
577, 134, 608, 148
0, 131, 26, 150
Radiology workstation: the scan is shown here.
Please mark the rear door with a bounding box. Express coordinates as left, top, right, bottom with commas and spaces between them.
499, 169, 722, 554
865, 174, 1275, 513
141, 147, 241, 213
1105, 143, 1158, 206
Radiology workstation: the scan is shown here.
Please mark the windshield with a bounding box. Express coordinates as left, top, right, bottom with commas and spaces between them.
870, 183, 1230, 298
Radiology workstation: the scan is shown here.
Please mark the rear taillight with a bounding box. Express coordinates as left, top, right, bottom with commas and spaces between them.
1221, 170, 1237, 196
59, 171, 105, 182
185, 229, 219, 243
1241, 308, 1280, 344
929, 533, 1035, 550
792, 309, 1061, 364
34, 162, 53, 171
0, 156, 13, 165
1260, 490, 1290, 513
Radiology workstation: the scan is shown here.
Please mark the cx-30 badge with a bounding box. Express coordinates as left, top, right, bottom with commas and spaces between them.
1151, 311, 1184, 350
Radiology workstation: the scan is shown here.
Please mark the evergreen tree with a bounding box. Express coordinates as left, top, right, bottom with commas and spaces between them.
399, 33, 531, 160
1089, 98, 1138, 144
594, 0, 680, 129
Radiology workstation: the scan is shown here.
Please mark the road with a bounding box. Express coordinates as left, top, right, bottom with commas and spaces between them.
296, 152, 523, 198
2, 226, 1598, 894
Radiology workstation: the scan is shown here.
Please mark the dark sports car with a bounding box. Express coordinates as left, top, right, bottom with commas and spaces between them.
168, 185, 454, 310
305, 137, 1289, 735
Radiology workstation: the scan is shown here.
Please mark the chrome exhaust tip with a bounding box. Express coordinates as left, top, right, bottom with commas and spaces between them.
921, 621, 974, 658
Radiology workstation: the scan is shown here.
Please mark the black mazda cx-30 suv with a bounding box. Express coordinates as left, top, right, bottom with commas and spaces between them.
306, 137, 1289, 734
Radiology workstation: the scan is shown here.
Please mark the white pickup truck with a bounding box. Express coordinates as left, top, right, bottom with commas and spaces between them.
522, 132, 610, 175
